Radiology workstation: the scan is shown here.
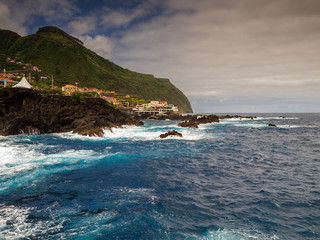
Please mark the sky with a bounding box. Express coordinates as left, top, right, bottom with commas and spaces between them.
1, 0, 320, 113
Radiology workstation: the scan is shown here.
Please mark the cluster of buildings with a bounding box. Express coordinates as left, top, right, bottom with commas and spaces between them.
6, 58, 41, 72
1, 58, 42, 87
0, 69, 19, 87
133, 101, 179, 115
0, 69, 32, 88
0, 64, 180, 115
62, 84, 115, 96
61, 84, 179, 115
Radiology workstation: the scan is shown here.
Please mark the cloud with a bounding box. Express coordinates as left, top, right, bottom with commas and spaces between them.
68, 7, 145, 35
0, 0, 78, 35
110, 0, 320, 112
101, 7, 146, 29
78, 34, 114, 59
68, 1, 159, 35
0, 1, 26, 35
69, 16, 98, 35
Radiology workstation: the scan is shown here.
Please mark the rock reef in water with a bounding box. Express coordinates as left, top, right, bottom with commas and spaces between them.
0, 88, 142, 136
178, 115, 220, 128
160, 130, 183, 138
175, 114, 257, 128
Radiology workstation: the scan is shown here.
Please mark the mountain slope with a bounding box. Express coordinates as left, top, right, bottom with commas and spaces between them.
0, 29, 21, 53
4, 26, 192, 113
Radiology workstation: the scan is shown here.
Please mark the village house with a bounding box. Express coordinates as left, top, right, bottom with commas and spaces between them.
105, 91, 115, 95
115, 99, 130, 108
32, 66, 41, 72
62, 84, 78, 95
0, 78, 18, 87
62, 84, 108, 96
0, 69, 18, 87
133, 100, 179, 115
7, 58, 15, 63
102, 96, 118, 105
85, 88, 104, 95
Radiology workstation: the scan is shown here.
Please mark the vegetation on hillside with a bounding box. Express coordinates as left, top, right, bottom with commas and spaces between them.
0, 26, 192, 112
0, 29, 21, 53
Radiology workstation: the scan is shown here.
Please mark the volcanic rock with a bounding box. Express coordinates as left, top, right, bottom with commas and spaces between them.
0, 88, 140, 136
160, 130, 183, 138
178, 120, 199, 128
178, 114, 219, 128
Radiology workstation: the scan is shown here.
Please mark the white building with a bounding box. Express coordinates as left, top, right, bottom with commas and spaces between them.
133, 101, 179, 115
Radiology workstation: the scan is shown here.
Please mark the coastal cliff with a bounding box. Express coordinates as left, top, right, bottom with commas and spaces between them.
1, 26, 193, 113
0, 88, 141, 136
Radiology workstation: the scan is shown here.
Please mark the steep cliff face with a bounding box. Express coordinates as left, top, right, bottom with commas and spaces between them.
0, 88, 140, 136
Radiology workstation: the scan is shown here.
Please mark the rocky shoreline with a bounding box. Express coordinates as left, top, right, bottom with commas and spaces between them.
0, 88, 142, 136
145, 113, 256, 129
0, 88, 258, 137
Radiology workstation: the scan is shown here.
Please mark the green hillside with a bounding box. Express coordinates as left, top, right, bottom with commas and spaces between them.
2, 26, 192, 113
0, 29, 21, 53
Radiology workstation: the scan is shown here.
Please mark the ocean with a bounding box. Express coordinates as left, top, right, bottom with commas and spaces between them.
0, 113, 319, 239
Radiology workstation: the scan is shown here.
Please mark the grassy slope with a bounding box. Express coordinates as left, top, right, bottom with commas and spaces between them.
0, 29, 21, 53
0, 29, 22, 71
5, 27, 192, 112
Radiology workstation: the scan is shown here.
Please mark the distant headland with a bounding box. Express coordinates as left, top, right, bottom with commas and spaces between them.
0, 26, 193, 113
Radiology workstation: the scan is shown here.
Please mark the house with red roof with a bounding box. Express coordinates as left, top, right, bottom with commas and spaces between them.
0, 78, 18, 87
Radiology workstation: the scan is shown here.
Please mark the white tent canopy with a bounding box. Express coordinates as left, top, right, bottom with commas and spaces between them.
13, 76, 32, 89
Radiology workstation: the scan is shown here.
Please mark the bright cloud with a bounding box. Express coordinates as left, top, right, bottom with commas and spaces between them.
0, 1, 26, 35
78, 34, 114, 59
69, 16, 98, 35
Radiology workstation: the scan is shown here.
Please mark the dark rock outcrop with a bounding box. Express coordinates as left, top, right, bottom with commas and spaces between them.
0, 88, 142, 136
160, 130, 183, 138
178, 115, 220, 128
178, 120, 200, 128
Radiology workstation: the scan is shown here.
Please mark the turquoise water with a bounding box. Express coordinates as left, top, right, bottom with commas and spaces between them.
0, 114, 319, 239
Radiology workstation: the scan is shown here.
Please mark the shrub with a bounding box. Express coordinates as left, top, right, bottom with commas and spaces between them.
70, 92, 85, 103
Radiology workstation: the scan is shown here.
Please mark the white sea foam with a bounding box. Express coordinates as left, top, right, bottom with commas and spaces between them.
218, 120, 267, 128
50, 121, 217, 142
220, 117, 243, 122
234, 123, 269, 128
200, 229, 279, 240
101, 125, 209, 141
256, 117, 299, 120
52, 131, 103, 141
0, 204, 64, 239
0, 140, 110, 192
0, 203, 119, 239
219, 121, 314, 129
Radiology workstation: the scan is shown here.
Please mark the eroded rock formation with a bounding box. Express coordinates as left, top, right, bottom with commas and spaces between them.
0, 88, 142, 136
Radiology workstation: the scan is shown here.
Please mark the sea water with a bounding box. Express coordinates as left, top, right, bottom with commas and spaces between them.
0, 113, 319, 239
